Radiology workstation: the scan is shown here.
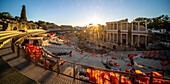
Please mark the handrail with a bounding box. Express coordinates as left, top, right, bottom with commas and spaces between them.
42, 48, 60, 59
17, 32, 170, 84
41, 47, 170, 81
14, 31, 46, 46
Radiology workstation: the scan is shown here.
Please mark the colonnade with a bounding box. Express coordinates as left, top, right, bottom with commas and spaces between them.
105, 33, 148, 46
131, 34, 148, 46
107, 23, 118, 30
105, 32, 118, 43
131, 20, 147, 32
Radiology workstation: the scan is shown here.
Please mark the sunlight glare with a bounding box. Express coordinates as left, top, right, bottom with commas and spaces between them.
89, 17, 102, 26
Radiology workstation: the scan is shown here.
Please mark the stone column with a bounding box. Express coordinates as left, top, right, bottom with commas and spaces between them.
117, 23, 118, 30
109, 33, 111, 41
102, 33, 104, 42
126, 23, 128, 30
120, 23, 122, 31
138, 22, 140, 31
108, 24, 109, 30
126, 34, 128, 45
131, 35, 133, 45
145, 36, 147, 46
109, 24, 111, 30
97, 31, 99, 41
145, 20, 147, 31
113, 33, 115, 42
93, 29, 94, 41
117, 33, 118, 43
107, 33, 110, 42
106, 33, 108, 41
138, 35, 140, 46
120, 34, 122, 46
113, 23, 114, 30
131, 23, 133, 32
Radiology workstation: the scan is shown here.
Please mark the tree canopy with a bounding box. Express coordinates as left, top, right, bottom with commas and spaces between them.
35, 20, 56, 26
134, 15, 170, 31
0, 12, 56, 26
0, 12, 14, 19
20, 5, 27, 21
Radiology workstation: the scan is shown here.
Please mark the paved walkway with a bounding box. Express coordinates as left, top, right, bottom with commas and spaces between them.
0, 32, 89, 84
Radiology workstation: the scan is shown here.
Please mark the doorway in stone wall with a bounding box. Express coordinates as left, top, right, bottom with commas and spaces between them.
33, 40, 39, 46
13, 27, 17, 30
122, 39, 126, 45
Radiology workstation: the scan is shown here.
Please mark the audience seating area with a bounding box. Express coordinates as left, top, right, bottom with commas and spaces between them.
23, 33, 170, 84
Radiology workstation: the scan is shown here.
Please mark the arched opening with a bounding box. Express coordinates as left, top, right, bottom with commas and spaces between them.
33, 40, 39, 46
21, 39, 29, 46
13, 27, 17, 30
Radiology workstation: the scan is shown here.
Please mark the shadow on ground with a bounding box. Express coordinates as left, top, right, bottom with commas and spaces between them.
0, 56, 38, 84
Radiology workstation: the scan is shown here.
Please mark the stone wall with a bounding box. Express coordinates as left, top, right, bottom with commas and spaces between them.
0, 19, 38, 31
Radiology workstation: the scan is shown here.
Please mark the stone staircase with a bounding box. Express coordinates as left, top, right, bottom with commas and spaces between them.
0, 41, 89, 84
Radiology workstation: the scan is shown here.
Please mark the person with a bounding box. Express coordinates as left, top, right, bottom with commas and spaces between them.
128, 54, 134, 67
131, 58, 134, 66
121, 53, 124, 61
128, 44, 131, 48
69, 51, 72, 57
80, 50, 83, 55
111, 65, 119, 71
113, 45, 116, 49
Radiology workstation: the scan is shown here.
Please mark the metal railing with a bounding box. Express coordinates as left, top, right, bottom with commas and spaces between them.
23, 46, 170, 84
13, 32, 170, 84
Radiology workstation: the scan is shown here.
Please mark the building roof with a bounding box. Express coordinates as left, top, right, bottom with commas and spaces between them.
106, 19, 128, 23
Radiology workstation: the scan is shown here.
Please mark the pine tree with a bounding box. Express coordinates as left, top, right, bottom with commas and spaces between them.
20, 5, 27, 21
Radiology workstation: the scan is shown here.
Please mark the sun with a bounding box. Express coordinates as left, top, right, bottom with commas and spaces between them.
89, 17, 102, 26
91, 18, 99, 26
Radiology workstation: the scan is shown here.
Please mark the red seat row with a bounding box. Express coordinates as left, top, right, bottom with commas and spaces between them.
25, 44, 42, 61
84, 68, 170, 84
86, 69, 132, 84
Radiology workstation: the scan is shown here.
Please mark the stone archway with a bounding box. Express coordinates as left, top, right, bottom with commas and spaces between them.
33, 40, 39, 46
13, 27, 17, 30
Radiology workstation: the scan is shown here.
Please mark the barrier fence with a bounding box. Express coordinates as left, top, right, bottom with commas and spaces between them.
12, 33, 170, 84
22, 44, 170, 84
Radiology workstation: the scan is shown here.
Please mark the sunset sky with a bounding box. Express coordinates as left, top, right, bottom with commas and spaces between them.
0, 0, 170, 26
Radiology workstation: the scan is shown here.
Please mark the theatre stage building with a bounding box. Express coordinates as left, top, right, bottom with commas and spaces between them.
105, 19, 148, 48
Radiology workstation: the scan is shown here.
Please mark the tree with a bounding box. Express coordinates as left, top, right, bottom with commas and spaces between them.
35, 20, 46, 26
6, 13, 13, 19
134, 15, 170, 31
20, 5, 27, 21
46, 22, 50, 24
15, 16, 20, 21
28, 20, 34, 23
149, 15, 170, 31
50, 23, 55, 25
35, 20, 56, 26
0, 12, 13, 19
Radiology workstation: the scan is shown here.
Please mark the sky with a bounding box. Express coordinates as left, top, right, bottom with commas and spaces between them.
0, 0, 170, 26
